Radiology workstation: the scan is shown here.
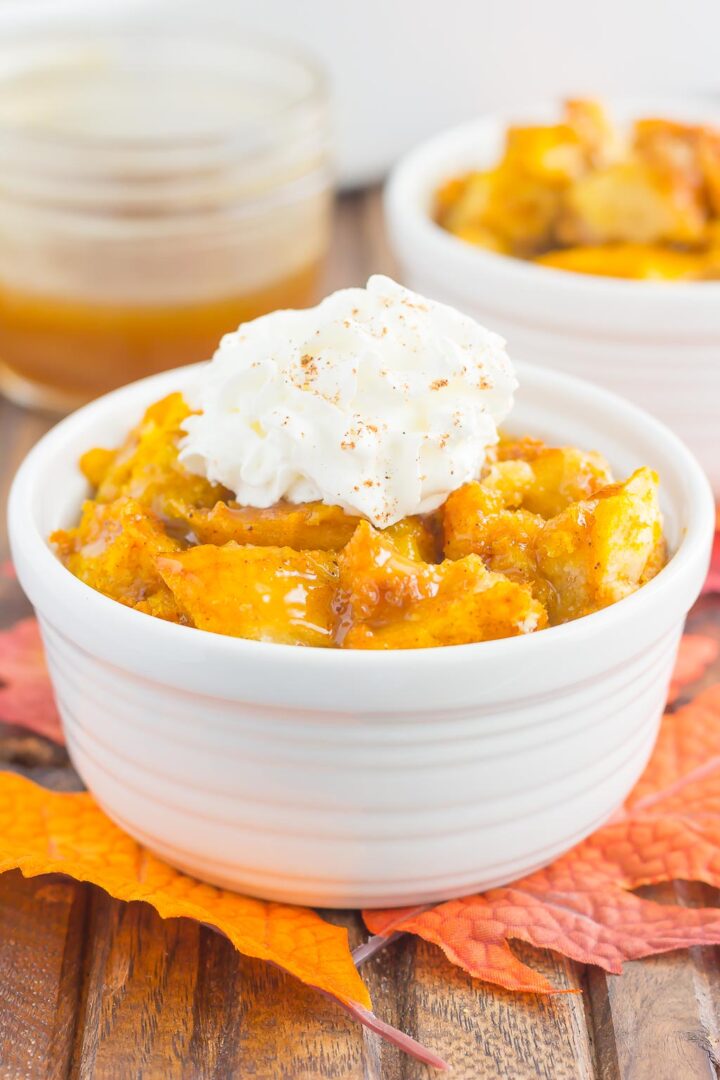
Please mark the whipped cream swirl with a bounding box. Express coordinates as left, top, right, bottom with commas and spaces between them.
179, 275, 516, 527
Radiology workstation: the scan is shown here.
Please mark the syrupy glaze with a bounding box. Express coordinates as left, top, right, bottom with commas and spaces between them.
0, 260, 321, 411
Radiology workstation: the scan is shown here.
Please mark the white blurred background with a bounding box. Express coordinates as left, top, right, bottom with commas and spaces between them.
1, 0, 718, 185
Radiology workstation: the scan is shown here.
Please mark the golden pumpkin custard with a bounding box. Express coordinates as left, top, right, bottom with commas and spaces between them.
51, 278, 666, 648
435, 99, 720, 280
52, 395, 665, 648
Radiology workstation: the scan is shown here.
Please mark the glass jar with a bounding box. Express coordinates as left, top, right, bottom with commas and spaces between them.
0, 16, 332, 411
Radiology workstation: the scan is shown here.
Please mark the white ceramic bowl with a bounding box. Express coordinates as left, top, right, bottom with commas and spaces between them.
8, 362, 714, 908
385, 98, 720, 494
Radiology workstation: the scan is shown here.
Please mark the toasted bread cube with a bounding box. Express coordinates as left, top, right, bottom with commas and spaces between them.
437, 170, 494, 231
89, 393, 227, 517
441, 167, 561, 256
521, 447, 614, 517
337, 522, 441, 622
535, 467, 664, 622
179, 500, 359, 552
496, 435, 549, 463
157, 544, 337, 647
51, 497, 184, 621
79, 447, 117, 489
481, 169, 562, 255
383, 515, 440, 562
179, 498, 438, 558
535, 242, 708, 280
442, 479, 502, 560
337, 521, 546, 649
443, 463, 535, 559
632, 118, 703, 186
434, 175, 469, 219
482, 460, 536, 505
503, 123, 586, 184
444, 463, 662, 622
558, 159, 706, 246
442, 478, 550, 606
564, 99, 619, 165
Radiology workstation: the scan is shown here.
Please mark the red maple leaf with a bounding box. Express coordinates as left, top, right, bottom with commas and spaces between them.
0, 617, 63, 743
365, 685, 720, 993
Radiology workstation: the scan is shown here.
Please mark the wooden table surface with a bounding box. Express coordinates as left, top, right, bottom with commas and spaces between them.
1, 191, 720, 1080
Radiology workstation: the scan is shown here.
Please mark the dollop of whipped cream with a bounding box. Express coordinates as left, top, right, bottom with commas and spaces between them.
179, 276, 516, 528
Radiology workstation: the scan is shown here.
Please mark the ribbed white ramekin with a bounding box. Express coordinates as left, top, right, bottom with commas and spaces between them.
385, 98, 720, 494
8, 361, 714, 908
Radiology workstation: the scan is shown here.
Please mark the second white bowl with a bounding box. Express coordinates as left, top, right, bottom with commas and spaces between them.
386, 98, 720, 494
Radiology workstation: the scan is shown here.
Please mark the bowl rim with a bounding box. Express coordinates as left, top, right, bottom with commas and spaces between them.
8, 358, 715, 677
385, 94, 720, 302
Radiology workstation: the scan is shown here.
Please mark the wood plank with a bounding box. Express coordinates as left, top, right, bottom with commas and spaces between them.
360, 187, 398, 277
0, 870, 87, 1079
322, 188, 397, 293
356, 933, 596, 1080
416, 940, 594, 1080
586, 884, 720, 1080
600, 952, 717, 1079
71, 897, 371, 1080
323, 191, 373, 291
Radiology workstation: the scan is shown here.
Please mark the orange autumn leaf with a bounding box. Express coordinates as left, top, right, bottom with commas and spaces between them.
0, 772, 370, 1010
667, 633, 719, 702
365, 685, 720, 994
0, 617, 63, 743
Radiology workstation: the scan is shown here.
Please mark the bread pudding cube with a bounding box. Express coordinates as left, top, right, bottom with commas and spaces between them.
520, 446, 614, 517
536, 467, 664, 622
443, 461, 536, 557
85, 393, 227, 517
51, 497, 184, 622
179, 499, 359, 552
442, 478, 550, 605
382, 515, 441, 562
563, 99, 619, 166
503, 123, 586, 184
558, 159, 707, 246
439, 167, 562, 256
157, 544, 338, 647
496, 435, 549, 462
632, 118, 704, 187
443, 465, 663, 624
336, 520, 547, 649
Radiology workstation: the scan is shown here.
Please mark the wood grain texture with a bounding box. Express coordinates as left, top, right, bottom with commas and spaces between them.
597, 899, 720, 1080
72, 901, 373, 1080
1, 189, 720, 1079
0, 870, 86, 1079
394, 938, 595, 1080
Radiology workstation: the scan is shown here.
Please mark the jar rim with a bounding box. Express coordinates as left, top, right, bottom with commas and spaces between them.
0, 20, 331, 212
0, 22, 329, 155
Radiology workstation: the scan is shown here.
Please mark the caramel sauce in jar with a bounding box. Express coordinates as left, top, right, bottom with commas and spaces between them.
0, 25, 331, 410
